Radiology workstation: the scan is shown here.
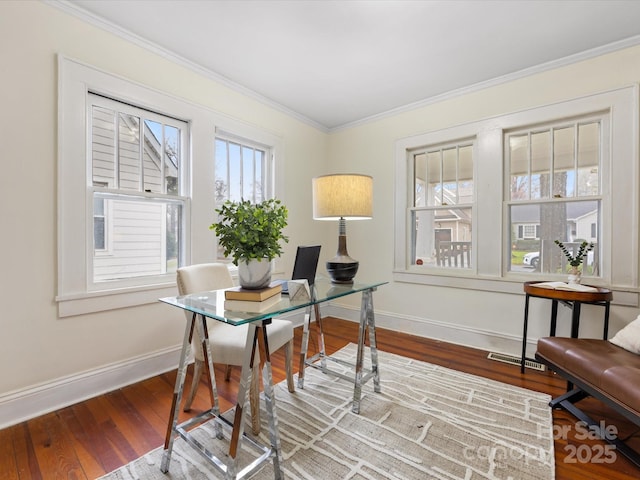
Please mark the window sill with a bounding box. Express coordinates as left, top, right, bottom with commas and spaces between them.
392, 269, 640, 307
56, 283, 178, 318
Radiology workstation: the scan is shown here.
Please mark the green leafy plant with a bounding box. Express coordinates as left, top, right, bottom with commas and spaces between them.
554, 240, 594, 268
210, 199, 289, 265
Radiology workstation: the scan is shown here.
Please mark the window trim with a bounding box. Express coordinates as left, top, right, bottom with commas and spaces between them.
394, 85, 639, 302
58, 56, 195, 316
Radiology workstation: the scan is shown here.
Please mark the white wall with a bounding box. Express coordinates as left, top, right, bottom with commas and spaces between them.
0, 1, 328, 427
327, 44, 640, 355
1, 1, 639, 427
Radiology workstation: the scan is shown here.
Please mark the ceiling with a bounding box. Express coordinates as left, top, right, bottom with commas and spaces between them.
61, 0, 640, 131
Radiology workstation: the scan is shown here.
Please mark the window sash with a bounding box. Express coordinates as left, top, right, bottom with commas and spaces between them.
508, 117, 602, 202
87, 94, 188, 287
89, 191, 185, 287
413, 142, 473, 208
506, 114, 603, 277
215, 136, 269, 204
89, 93, 186, 197
410, 139, 475, 270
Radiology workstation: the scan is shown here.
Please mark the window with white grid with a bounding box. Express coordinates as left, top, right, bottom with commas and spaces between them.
410, 141, 474, 269
88, 94, 188, 284
506, 115, 603, 277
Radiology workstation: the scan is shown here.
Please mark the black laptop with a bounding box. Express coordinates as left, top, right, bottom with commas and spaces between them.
279, 245, 321, 294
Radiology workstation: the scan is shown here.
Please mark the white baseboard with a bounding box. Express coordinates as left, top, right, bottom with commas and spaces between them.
322, 303, 527, 358
0, 345, 184, 430
0, 311, 310, 430
0, 306, 527, 430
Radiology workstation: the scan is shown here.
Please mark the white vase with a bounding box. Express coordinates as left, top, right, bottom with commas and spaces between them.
238, 259, 272, 289
568, 267, 582, 284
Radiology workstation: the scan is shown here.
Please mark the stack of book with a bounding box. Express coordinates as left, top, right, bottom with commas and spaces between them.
223, 282, 283, 313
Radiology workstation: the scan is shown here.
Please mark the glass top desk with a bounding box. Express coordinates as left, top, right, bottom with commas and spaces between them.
159, 278, 386, 479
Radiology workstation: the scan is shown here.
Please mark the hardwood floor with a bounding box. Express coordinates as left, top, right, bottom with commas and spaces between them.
1, 317, 638, 479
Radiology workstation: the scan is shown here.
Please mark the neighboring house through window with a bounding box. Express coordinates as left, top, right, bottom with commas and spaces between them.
89, 94, 187, 283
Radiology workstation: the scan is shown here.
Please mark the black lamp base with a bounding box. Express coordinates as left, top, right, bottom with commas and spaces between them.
326, 260, 359, 284
327, 219, 359, 283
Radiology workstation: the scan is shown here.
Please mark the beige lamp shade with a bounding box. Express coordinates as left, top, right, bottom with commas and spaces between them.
312, 174, 373, 220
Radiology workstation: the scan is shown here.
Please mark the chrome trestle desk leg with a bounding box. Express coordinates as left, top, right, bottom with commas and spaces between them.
162, 315, 284, 479
297, 307, 310, 389
297, 302, 322, 389
298, 287, 381, 414
352, 288, 380, 413
256, 323, 284, 477
161, 312, 199, 473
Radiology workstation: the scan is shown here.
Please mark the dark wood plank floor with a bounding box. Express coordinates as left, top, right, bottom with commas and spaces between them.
1, 317, 638, 479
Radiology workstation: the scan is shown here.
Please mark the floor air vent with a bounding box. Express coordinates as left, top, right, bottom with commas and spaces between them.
487, 352, 546, 371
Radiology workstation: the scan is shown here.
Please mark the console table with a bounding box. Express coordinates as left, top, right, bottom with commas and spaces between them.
520, 280, 612, 374
159, 278, 386, 479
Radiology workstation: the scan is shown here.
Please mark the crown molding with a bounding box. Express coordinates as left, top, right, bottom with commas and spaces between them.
330, 34, 640, 133
46, 1, 640, 134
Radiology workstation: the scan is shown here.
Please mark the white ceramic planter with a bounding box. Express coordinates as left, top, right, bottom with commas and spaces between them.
568, 267, 582, 284
238, 259, 272, 289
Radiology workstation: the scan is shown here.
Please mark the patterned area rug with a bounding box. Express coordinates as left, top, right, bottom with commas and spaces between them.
99, 344, 554, 480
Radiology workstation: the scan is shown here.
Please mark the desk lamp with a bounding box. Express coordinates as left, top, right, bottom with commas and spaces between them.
312, 174, 373, 283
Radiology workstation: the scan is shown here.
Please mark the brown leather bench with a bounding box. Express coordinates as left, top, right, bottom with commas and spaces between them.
536, 337, 640, 468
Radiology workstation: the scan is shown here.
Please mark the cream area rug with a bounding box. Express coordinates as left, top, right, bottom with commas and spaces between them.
99, 344, 554, 480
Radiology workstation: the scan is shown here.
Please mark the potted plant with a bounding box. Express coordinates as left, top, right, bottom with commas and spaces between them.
554, 240, 594, 284
210, 198, 289, 289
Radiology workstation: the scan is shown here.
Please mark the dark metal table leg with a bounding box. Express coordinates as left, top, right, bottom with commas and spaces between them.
521, 294, 530, 374
550, 300, 559, 336
571, 302, 582, 338
603, 301, 611, 340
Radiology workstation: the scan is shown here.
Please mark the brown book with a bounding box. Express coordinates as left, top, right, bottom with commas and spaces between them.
224, 282, 282, 301
224, 293, 283, 313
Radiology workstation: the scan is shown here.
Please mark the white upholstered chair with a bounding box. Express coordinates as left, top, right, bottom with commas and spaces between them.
176, 263, 295, 434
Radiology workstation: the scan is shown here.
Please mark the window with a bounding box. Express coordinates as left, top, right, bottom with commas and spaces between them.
507, 116, 603, 276
394, 86, 637, 296
58, 57, 199, 316
517, 224, 539, 240
214, 134, 272, 261
410, 141, 474, 269
215, 136, 269, 204
89, 94, 187, 284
